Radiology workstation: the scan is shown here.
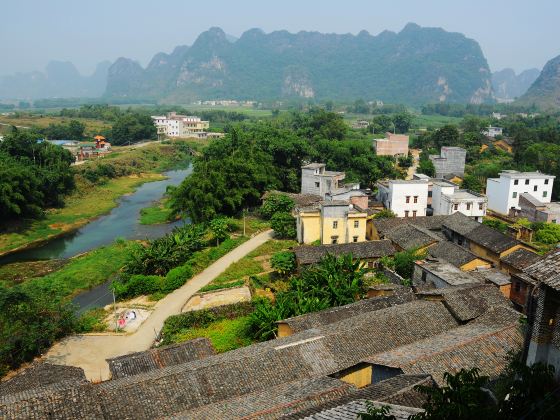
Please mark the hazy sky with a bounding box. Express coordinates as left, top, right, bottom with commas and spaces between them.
1, 0, 558, 76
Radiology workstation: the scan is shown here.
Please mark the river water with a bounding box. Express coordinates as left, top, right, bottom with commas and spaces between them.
0, 166, 192, 265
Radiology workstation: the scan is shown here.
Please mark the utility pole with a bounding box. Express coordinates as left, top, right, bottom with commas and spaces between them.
243, 208, 247, 237
113, 290, 118, 332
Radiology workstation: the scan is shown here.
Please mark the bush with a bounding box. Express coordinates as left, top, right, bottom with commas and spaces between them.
163, 264, 193, 292
483, 218, 508, 233
261, 193, 295, 219
270, 212, 296, 239
113, 274, 162, 299
270, 251, 296, 276
534, 223, 560, 244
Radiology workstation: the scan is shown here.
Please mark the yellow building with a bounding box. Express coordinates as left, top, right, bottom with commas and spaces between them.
295, 201, 367, 245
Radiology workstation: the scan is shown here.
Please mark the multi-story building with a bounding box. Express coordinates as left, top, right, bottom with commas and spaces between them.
429, 147, 466, 178
431, 180, 486, 221
295, 201, 368, 245
301, 163, 361, 200
374, 133, 409, 157
376, 179, 429, 218
482, 126, 503, 138
486, 170, 555, 215
151, 112, 210, 138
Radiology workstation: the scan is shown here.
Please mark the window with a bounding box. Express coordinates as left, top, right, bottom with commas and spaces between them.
412, 210, 417, 219
458, 237, 464, 246
367, 261, 374, 269
331, 236, 338, 244
514, 180, 519, 185
428, 191, 433, 197
354, 220, 359, 228
545, 179, 549, 185
514, 281, 521, 293
453, 204, 459, 211
404, 210, 410, 218
413, 196, 418, 203
543, 191, 548, 198
466, 203, 471, 210
406, 196, 410, 203
534, 185, 538, 192
479, 203, 483, 210
512, 192, 517, 198
315, 182, 320, 188
333, 221, 338, 229
353, 236, 359, 243
421, 271, 427, 282
525, 179, 530, 185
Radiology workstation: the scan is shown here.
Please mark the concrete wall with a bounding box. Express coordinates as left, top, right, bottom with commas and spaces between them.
429, 147, 466, 178
374, 134, 409, 156
388, 182, 429, 218
487, 174, 555, 215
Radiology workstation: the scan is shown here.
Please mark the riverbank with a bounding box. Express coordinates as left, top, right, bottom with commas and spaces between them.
0, 173, 166, 257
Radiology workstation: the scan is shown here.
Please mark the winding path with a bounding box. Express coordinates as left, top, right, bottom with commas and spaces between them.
45, 230, 274, 381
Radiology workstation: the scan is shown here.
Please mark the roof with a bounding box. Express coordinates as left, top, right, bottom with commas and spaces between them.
302, 163, 326, 169
301, 400, 423, 420
372, 216, 449, 238
416, 284, 513, 323
499, 170, 555, 179
415, 259, 481, 287
441, 212, 481, 236
471, 268, 511, 286
365, 322, 523, 386
106, 338, 215, 379
500, 248, 541, 271
262, 190, 322, 207
519, 192, 545, 208
385, 224, 440, 250
428, 241, 487, 268
524, 248, 560, 291
283, 374, 432, 419
278, 289, 416, 333
294, 240, 396, 265
465, 224, 520, 254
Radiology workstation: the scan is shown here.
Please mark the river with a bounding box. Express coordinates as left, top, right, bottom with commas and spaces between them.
0, 166, 192, 265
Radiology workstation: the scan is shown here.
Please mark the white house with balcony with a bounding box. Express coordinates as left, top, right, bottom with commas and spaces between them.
486, 170, 555, 215
151, 112, 210, 138
431, 180, 487, 222
376, 179, 429, 218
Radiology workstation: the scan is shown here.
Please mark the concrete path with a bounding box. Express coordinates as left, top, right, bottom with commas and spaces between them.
45, 230, 274, 381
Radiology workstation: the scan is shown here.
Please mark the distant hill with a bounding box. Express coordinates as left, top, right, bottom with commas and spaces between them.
105, 24, 493, 105
517, 55, 560, 109
492, 68, 540, 101
0, 61, 110, 100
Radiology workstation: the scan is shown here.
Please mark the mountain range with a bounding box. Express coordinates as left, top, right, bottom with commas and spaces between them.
0, 61, 110, 100
104, 24, 494, 105
517, 54, 560, 109
491, 68, 540, 101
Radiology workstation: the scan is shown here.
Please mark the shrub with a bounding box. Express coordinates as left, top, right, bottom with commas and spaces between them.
534, 223, 560, 244
483, 218, 508, 233
270, 251, 296, 276
270, 212, 296, 239
373, 209, 396, 219
261, 193, 295, 219
113, 274, 162, 299
163, 264, 193, 292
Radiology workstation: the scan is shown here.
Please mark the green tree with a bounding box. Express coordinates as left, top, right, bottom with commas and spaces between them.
261, 193, 295, 219
373, 209, 396, 219
270, 212, 296, 239
461, 175, 484, 193
392, 112, 412, 134
418, 158, 435, 177
209, 217, 229, 245
270, 251, 296, 276
431, 125, 461, 149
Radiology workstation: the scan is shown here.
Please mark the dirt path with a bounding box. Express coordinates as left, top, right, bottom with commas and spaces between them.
45, 230, 274, 381
406, 148, 421, 180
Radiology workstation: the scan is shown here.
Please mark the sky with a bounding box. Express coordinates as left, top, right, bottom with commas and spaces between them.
1, 0, 558, 77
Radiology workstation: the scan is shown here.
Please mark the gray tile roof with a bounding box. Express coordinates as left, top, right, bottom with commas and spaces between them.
417, 284, 513, 323
441, 212, 481, 236
471, 268, 512, 286
301, 400, 423, 420
263, 190, 323, 207
500, 248, 541, 271
373, 215, 449, 237
523, 248, 560, 291
385, 224, 440, 250
278, 289, 416, 333
294, 240, 396, 265
365, 322, 523, 385
428, 241, 488, 268
107, 337, 215, 379
415, 259, 482, 287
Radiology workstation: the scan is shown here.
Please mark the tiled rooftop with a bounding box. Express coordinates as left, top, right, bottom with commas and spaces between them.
524, 248, 560, 291
500, 248, 541, 271
428, 241, 487, 269
293, 240, 396, 265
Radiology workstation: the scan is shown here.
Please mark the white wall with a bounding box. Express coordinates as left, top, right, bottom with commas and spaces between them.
487, 174, 555, 215
388, 182, 428, 218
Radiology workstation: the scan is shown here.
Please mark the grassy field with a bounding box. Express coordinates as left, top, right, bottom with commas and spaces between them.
168, 316, 254, 353
0, 173, 164, 256
411, 114, 463, 129
13, 240, 134, 298
139, 197, 174, 225
0, 115, 111, 136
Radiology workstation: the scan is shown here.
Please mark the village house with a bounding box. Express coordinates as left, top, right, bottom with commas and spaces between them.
94, 135, 111, 150
300, 162, 363, 202
0, 284, 523, 419
431, 180, 487, 221
295, 200, 368, 245
429, 146, 466, 178
376, 179, 429, 218
523, 248, 560, 380
471, 268, 512, 298
441, 212, 537, 273
486, 170, 555, 215
383, 223, 440, 252
482, 126, 503, 138
151, 112, 210, 138
516, 193, 560, 224
374, 132, 409, 157
293, 239, 396, 268
427, 240, 492, 272
351, 120, 370, 129
412, 259, 482, 289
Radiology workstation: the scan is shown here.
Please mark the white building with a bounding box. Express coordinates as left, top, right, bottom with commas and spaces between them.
482, 126, 503, 138
376, 179, 429, 218
432, 180, 487, 222
486, 170, 555, 215
151, 112, 210, 138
